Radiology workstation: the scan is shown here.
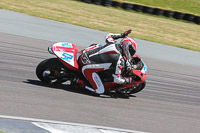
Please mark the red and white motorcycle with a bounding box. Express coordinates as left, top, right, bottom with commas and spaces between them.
36, 42, 147, 95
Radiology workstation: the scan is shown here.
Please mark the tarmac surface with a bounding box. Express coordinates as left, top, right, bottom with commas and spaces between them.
0, 9, 200, 133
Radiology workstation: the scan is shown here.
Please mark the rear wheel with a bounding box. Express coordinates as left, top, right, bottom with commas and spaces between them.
36, 58, 68, 84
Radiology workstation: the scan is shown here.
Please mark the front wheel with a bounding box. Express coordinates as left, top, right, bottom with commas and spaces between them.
36, 58, 68, 84
117, 81, 146, 95
129, 81, 146, 94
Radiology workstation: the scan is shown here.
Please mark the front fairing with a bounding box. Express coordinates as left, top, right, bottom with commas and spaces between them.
141, 62, 148, 74
131, 57, 147, 83
103, 57, 148, 91
123, 55, 148, 85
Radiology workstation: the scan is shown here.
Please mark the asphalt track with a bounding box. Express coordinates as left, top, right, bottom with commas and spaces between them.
0, 9, 200, 133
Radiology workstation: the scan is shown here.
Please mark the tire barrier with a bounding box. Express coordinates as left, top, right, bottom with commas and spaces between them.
194, 16, 200, 24
122, 3, 133, 10
102, 0, 112, 6
173, 12, 185, 19
152, 8, 164, 15
92, 0, 102, 5
132, 4, 143, 12
82, 0, 92, 4
183, 14, 195, 21
82, 0, 93, 4
112, 1, 121, 8
142, 6, 154, 14
163, 10, 174, 17
79, 0, 200, 25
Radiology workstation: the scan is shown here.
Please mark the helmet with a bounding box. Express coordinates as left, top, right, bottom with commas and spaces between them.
120, 37, 137, 60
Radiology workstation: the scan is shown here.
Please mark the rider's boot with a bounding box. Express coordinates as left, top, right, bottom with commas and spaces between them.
85, 86, 101, 97
71, 77, 84, 88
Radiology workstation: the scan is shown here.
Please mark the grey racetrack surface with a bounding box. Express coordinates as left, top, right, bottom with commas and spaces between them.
0, 9, 200, 133
0, 33, 200, 133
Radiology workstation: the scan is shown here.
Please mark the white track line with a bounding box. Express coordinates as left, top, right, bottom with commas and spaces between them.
0, 115, 149, 133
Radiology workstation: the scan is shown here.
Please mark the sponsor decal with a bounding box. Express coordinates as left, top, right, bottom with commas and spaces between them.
62, 42, 72, 48
141, 65, 147, 74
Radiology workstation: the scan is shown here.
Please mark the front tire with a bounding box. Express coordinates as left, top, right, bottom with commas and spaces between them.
129, 81, 146, 94
36, 58, 67, 84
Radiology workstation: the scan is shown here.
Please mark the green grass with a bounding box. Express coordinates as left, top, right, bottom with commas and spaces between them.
117, 0, 200, 16
0, 0, 199, 52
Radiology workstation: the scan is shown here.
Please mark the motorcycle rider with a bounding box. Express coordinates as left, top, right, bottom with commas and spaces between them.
77, 29, 137, 94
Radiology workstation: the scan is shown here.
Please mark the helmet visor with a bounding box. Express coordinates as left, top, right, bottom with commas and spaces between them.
123, 43, 135, 60
129, 45, 136, 56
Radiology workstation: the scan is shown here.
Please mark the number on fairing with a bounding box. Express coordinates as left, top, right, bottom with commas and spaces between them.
61, 53, 73, 62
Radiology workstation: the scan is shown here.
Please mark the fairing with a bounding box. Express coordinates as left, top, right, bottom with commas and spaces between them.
50, 42, 80, 71
103, 55, 148, 91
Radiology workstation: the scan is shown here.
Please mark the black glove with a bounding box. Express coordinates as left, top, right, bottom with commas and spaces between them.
122, 29, 132, 37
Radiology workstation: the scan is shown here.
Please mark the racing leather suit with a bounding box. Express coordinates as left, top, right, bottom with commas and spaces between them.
78, 33, 131, 94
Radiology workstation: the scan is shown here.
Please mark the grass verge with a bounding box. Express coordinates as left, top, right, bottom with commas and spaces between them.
0, 0, 199, 52
116, 0, 200, 16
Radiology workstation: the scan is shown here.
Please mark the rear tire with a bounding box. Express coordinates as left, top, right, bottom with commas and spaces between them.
36, 58, 67, 84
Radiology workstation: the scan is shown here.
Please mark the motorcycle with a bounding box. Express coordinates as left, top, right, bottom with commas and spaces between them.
36, 42, 147, 95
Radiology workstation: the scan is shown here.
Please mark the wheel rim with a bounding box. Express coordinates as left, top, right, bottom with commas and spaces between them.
42, 67, 66, 83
